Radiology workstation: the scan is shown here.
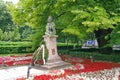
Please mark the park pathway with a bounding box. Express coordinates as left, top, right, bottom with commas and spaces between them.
0, 66, 48, 80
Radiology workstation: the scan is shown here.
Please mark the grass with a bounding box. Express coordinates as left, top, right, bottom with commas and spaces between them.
0, 53, 30, 57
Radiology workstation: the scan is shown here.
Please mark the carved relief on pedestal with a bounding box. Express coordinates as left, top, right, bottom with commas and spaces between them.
51, 49, 55, 55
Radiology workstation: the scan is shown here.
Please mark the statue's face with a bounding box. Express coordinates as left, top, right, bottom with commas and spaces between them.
48, 16, 52, 23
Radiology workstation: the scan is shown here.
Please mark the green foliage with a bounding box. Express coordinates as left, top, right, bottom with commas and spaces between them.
3, 32, 8, 41
0, 41, 32, 47
8, 0, 54, 48
8, 0, 120, 49
0, 28, 21, 41
72, 6, 119, 32
13, 27, 21, 41
108, 23, 120, 46
0, 0, 14, 32
61, 51, 120, 63
0, 41, 33, 53
0, 0, 31, 42
33, 48, 48, 64
0, 29, 3, 40
21, 27, 32, 40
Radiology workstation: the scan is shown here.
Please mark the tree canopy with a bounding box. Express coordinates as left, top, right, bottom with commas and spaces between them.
0, 0, 32, 41
0, 0, 14, 32
8, 0, 120, 50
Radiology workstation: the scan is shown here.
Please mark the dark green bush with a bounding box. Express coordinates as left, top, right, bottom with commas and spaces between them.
57, 43, 81, 51
58, 50, 120, 63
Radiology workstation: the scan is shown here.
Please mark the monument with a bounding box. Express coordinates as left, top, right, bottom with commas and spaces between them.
41, 16, 71, 69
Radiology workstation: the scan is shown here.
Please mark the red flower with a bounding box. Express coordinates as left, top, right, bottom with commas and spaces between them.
34, 75, 54, 80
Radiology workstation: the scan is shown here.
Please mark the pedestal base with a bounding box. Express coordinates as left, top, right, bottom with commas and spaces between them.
41, 60, 71, 69
40, 35, 71, 69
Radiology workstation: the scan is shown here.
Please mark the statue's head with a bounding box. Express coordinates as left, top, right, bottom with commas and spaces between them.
48, 16, 53, 23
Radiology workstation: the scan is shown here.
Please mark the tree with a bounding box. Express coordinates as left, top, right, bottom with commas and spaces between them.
0, 0, 14, 32
55, 0, 120, 53
0, 29, 3, 40
8, 0, 59, 48
109, 23, 120, 46
19, 26, 32, 41
13, 27, 21, 41
0, 0, 31, 41
8, 0, 120, 53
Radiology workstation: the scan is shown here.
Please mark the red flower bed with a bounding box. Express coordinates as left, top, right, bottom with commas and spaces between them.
5, 60, 14, 66
16, 59, 120, 80
0, 54, 33, 66
14, 59, 32, 65
34, 75, 54, 80
1, 54, 119, 80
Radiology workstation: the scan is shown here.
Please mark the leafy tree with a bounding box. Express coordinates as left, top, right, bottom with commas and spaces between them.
8, 31, 14, 41
13, 27, 21, 41
8, 0, 58, 48
0, 29, 3, 40
109, 23, 120, 46
56, 0, 120, 53
19, 26, 32, 41
0, 0, 31, 42
3, 31, 9, 41
8, 0, 120, 53
55, 0, 120, 53
0, 0, 14, 32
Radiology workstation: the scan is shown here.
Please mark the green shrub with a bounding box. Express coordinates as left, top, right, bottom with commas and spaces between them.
0, 41, 33, 53
58, 50, 120, 63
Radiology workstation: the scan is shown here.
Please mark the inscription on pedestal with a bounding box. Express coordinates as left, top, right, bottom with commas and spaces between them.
52, 49, 55, 55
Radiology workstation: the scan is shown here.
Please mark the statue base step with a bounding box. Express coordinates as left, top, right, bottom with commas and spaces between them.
41, 60, 71, 69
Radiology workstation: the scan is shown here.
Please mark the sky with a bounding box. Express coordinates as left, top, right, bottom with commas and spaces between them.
3, 0, 19, 4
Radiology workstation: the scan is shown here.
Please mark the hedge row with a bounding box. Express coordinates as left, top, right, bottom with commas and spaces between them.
0, 41, 32, 47
58, 50, 120, 63
0, 41, 33, 53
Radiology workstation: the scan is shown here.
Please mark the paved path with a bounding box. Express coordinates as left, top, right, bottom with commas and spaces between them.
0, 66, 48, 80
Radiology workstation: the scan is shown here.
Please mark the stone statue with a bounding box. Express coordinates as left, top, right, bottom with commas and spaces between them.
45, 16, 56, 36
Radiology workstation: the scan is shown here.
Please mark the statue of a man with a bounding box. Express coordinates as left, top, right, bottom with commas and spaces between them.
45, 16, 56, 36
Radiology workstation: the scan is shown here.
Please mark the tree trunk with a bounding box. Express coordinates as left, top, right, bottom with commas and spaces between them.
94, 29, 112, 54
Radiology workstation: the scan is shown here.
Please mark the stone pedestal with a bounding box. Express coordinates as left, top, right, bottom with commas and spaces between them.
41, 35, 71, 69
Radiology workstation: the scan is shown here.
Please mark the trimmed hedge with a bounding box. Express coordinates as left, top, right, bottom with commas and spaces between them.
0, 41, 33, 53
58, 51, 120, 63
0, 41, 32, 47
57, 43, 120, 62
